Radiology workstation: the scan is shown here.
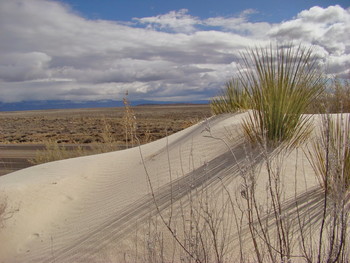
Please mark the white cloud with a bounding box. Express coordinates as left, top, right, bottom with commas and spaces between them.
297, 5, 348, 23
0, 52, 51, 82
133, 9, 200, 33
0, 1, 349, 103
269, 5, 350, 53
204, 9, 272, 37
268, 5, 350, 78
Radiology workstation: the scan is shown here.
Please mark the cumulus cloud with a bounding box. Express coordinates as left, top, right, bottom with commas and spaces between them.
0, 0, 349, 103
269, 5, 350, 77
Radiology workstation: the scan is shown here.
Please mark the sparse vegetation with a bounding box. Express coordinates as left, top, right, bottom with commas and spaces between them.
0, 105, 210, 174
308, 78, 350, 114
28, 141, 120, 165
304, 114, 350, 262
0, 105, 210, 145
135, 44, 349, 263
211, 79, 250, 114
307, 114, 350, 191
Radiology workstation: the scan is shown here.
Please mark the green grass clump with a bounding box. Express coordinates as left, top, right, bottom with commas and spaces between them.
211, 79, 250, 114
241, 44, 325, 149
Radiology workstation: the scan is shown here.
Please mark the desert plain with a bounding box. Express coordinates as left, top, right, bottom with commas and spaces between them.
0, 104, 211, 176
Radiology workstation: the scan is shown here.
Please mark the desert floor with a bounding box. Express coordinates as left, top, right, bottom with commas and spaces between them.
0, 104, 211, 176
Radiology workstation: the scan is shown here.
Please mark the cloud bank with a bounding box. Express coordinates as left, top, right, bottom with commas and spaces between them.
0, 0, 349, 103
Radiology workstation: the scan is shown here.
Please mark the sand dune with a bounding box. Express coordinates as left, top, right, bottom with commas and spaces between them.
0, 113, 325, 262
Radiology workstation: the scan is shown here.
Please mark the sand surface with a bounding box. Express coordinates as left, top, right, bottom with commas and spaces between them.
0, 113, 325, 262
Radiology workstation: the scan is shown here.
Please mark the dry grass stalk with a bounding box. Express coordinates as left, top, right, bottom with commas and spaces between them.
308, 78, 350, 114
123, 91, 137, 148
29, 141, 85, 165
305, 114, 350, 262
307, 114, 350, 192
96, 118, 119, 152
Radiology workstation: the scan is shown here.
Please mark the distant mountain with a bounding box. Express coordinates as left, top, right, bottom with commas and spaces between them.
0, 100, 209, 111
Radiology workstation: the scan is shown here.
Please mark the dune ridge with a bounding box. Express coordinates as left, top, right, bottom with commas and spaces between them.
0, 113, 327, 262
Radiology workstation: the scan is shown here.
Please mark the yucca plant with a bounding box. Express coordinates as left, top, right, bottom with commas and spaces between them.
240, 44, 326, 149
211, 79, 250, 114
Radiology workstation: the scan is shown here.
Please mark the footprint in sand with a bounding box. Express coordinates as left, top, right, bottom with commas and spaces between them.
61, 195, 74, 203
17, 233, 41, 253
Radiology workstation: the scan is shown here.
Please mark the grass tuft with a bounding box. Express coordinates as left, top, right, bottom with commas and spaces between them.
211, 79, 250, 114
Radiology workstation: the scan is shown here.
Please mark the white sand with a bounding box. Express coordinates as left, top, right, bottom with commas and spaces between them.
0, 113, 325, 262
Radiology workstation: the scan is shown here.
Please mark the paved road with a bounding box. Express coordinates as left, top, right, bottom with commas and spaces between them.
0, 144, 44, 176
0, 144, 109, 176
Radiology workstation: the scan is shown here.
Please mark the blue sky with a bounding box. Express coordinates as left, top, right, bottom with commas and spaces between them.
0, 0, 349, 103
61, 0, 349, 23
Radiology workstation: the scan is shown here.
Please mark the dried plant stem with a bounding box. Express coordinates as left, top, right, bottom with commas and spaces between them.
123, 91, 137, 149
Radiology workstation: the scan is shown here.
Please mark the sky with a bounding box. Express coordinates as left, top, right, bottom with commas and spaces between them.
0, 0, 349, 103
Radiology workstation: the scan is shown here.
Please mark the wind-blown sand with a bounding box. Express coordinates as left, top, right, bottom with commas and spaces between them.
0, 113, 322, 262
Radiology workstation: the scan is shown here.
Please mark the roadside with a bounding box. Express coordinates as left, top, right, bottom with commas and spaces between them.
0, 144, 43, 176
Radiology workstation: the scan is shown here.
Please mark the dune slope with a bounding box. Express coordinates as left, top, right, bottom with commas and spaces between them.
1, 113, 253, 262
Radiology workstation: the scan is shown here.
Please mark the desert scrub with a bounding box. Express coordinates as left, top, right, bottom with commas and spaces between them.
29, 141, 87, 165
310, 78, 350, 114
29, 140, 121, 165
